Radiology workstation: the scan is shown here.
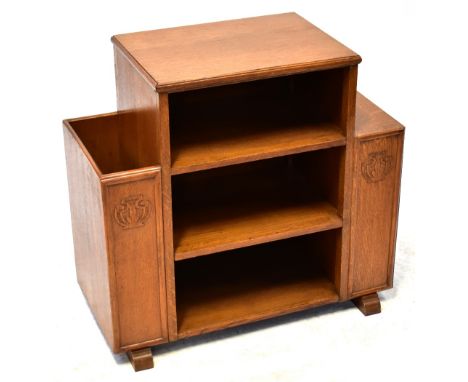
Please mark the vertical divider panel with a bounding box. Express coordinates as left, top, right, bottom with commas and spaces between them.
156, 92, 178, 341
337, 65, 358, 299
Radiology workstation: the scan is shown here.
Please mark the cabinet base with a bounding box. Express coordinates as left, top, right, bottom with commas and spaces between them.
127, 348, 154, 372
352, 292, 381, 316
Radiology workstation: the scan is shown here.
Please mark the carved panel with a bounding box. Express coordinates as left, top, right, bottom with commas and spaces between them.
350, 134, 403, 296
114, 194, 152, 229
361, 150, 393, 183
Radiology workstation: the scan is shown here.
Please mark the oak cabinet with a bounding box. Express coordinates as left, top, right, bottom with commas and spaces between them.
64, 13, 404, 371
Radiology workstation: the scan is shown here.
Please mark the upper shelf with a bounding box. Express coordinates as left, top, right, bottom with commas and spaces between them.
170, 69, 347, 175
171, 121, 345, 175
112, 13, 361, 92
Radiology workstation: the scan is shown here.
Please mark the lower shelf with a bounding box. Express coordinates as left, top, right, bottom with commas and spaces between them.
175, 234, 339, 338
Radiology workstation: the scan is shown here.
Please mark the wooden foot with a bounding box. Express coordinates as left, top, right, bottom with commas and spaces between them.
352, 292, 381, 316
127, 348, 154, 372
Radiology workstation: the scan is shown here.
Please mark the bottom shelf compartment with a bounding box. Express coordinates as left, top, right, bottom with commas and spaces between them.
175, 232, 340, 338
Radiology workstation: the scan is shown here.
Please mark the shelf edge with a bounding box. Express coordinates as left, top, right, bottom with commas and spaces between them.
171, 135, 346, 176
175, 216, 343, 261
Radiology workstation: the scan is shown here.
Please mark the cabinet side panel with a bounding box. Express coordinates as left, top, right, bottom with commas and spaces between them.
103, 170, 168, 349
114, 46, 159, 166
63, 126, 117, 350
350, 133, 403, 296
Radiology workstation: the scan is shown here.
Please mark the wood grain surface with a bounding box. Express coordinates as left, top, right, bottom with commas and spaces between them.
349, 133, 404, 296
114, 48, 179, 342
334, 66, 358, 299
112, 13, 361, 92
63, 123, 117, 350
174, 200, 342, 260
350, 93, 404, 296
355, 93, 405, 138
64, 116, 169, 353
171, 122, 345, 175
102, 169, 168, 350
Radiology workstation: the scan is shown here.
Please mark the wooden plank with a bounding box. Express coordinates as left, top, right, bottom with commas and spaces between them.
112, 13, 361, 92
156, 93, 179, 341
335, 65, 358, 300
171, 122, 346, 175
174, 200, 343, 260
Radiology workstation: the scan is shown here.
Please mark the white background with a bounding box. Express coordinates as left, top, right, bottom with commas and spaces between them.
0, 0, 465, 380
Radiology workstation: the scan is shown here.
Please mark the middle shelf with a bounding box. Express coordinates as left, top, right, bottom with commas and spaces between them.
174, 199, 341, 260
172, 149, 344, 260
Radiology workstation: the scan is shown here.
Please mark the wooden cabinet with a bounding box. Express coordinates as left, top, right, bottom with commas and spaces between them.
63, 13, 404, 371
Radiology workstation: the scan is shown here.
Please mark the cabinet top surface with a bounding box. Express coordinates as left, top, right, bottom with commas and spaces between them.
356, 93, 405, 138
112, 13, 361, 92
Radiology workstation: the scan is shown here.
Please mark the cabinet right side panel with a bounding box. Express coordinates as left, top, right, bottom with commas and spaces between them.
349, 133, 403, 297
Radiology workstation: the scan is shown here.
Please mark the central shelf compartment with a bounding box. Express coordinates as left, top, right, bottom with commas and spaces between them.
169, 68, 347, 175
172, 149, 343, 260
176, 232, 340, 338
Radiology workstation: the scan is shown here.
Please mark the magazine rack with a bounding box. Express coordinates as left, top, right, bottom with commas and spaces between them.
64, 13, 404, 371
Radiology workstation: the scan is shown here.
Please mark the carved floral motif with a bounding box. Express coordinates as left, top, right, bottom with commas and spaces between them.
114, 194, 152, 229
361, 151, 393, 183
